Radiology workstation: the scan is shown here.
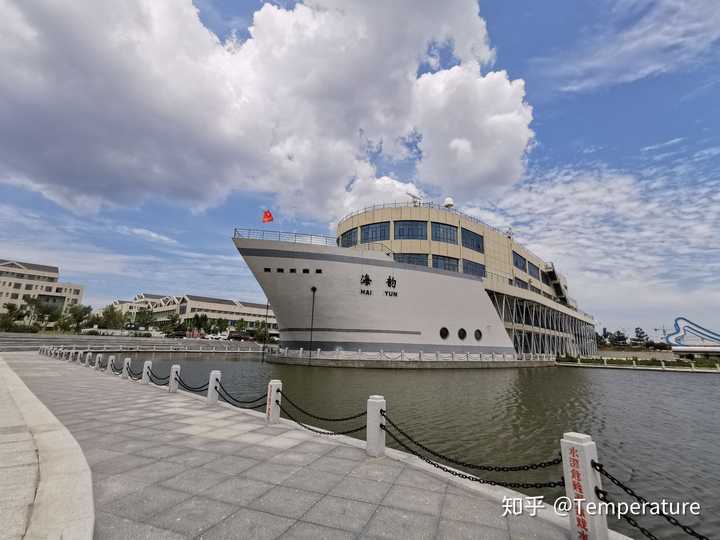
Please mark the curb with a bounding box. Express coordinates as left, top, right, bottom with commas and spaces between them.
0, 357, 94, 539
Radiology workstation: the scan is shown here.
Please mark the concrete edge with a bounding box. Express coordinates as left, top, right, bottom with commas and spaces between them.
557, 362, 720, 374
268, 357, 556, 369
0, 356, 94, 540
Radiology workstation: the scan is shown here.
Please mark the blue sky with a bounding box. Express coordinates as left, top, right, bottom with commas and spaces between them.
1, 0, 718, 337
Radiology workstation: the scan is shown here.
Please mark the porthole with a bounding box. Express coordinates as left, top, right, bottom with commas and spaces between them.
264, 268, 271, 272
290, 269, 297, 273
276, 268, 284, 273
439, 327, 449, 339
474, 329, 482, 341
458, 328, 467, 340
302, 269, 310, 274
316, 269, 322, 274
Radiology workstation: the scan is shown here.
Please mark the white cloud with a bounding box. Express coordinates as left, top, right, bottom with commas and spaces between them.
117, 226, 178, 246
466, 160, 720, 331
536, 0, 720, 92
0, 0, 533, 220
641, 137, 684, 152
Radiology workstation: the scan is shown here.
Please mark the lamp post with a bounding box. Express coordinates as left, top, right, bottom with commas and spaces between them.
308, 286, 317, 359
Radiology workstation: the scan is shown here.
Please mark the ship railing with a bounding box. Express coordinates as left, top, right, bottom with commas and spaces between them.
233, 228, 335, 246
233, 228, 394, 256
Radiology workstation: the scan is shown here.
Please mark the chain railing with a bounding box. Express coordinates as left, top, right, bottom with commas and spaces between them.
592, 461, 709, 540
215, 380, 266, 409
275, 400, 366, 436
175, 374, 209, 393
278, 390, 367, 423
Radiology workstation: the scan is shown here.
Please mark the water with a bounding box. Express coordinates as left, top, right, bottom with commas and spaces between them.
128, 353, 719, 539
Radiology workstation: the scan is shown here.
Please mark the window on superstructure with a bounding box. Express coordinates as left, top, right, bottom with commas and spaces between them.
541, 271, 552, 286
393, 253, 428, 267
461, 228, 484, 253
394, 220, 427, 240
302, 269, 309, 274
462, 259, 486, 278
530, 285, 541, 294
432, 255, 458, 272
340, 228, 358, 247
512, 251, 527, 272
528, 262, 540, 280
360, 222, 390, 243
431, 222, 457, 244
264, 268, 271, 272
514, 277, 528, 289
290, 269, 296, 273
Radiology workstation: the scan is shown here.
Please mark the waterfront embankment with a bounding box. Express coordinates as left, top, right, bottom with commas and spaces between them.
1, 350, 590, 540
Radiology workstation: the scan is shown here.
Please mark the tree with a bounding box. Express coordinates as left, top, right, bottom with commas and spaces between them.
214, 318, 228, 333
161, 312, 181, 333
135, 307, 154, 329
0, 303, 25, 331
67, 304, 93, 333
634, 327, 648, 342
101, 305, 125, 329
254, 321, 269, 343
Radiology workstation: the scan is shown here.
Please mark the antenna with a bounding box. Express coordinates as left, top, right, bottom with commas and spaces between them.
406, 192, 421, 206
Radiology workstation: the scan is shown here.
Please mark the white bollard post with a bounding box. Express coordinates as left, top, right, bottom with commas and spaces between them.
106, 355, 115, 373
266, 380, 282, 424
142, 360, 152, 384
82, 352, 90, 365
95, 353, 103, 370
122, 358, 131, 379
169, 365, 180, 393
207, 370, 221, 405
560, 433, 608, 540
366, 395, 386, 457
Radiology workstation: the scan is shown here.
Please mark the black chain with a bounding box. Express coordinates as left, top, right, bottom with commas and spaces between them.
127, 365, 142, 378
381, 424, 564, 490
175, 375, 209, 393
216, 389, 266, 410
596, 488, 658, 540
278, 390, 367, 422
381, 410, 561, 472
110, 361, 122, 374
217, 380, 267, 404
592, 461, 709, 540
149, 368, 169, 381
276, 401, 366, 436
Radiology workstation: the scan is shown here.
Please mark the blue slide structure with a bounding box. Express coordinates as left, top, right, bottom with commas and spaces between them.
665, 317, 720, 346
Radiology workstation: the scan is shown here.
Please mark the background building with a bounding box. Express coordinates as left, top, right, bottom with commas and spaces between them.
0, 259, 84, 315
108, 292, 277, 337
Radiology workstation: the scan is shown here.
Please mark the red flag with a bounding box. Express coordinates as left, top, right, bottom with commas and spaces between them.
262, 209, 274, 223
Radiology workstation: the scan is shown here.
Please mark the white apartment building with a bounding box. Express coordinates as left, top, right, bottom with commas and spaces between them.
0, 259, 84, 315
110, 292, 277, 335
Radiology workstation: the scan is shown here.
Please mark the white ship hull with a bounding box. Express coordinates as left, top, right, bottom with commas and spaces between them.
233, 237, 516, 357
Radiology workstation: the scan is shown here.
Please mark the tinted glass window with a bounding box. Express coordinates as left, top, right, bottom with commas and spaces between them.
528, 261, 540, 279
431, 222, 457, 244
512, 251, 527, 272
461, 228, 484, 253
394, 220, 427, 240
432, 255, 459, 272
393, 253, 428, 267
514, 277, 528, 289
340, 228, 358, 247
360, 222, 390, 243
462, 259, 486, 278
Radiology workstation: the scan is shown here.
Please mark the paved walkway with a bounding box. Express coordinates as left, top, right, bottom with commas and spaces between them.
0, 364, 38, 539
3, 352, 572, 540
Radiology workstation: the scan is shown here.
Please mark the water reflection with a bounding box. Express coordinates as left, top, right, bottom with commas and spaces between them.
125, 353, 719, 539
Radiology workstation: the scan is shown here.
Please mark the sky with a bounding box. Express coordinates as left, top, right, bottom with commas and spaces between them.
1, 0, 719, 338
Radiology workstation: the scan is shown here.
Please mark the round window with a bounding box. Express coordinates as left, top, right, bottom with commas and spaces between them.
474, 329, 482, 341
458, 328, 467, 340
439, 327, 449, 339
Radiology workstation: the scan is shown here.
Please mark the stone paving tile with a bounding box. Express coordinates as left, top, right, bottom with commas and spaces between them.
280, 521, 356, 540
329, 476, 393, 504
147, 495, 238, 537
202, 454, 258, 475
303, 494, 377, 533
436, 519, 510, 540
93, 473, 155, 506
250, 485, 324, 519
105, 485, 193, 521
94, 511, 187, 540
309, 455, 360, 475
441, 493, 507, 530
244, 462, 302, 484
166, 449, 222, 467
202, 475, 274, 506
362, 506, 439, 540
383, 484, 445, 516
160, 467, 231, 495
200, 507, 294, 540
282, 467, 346, 494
